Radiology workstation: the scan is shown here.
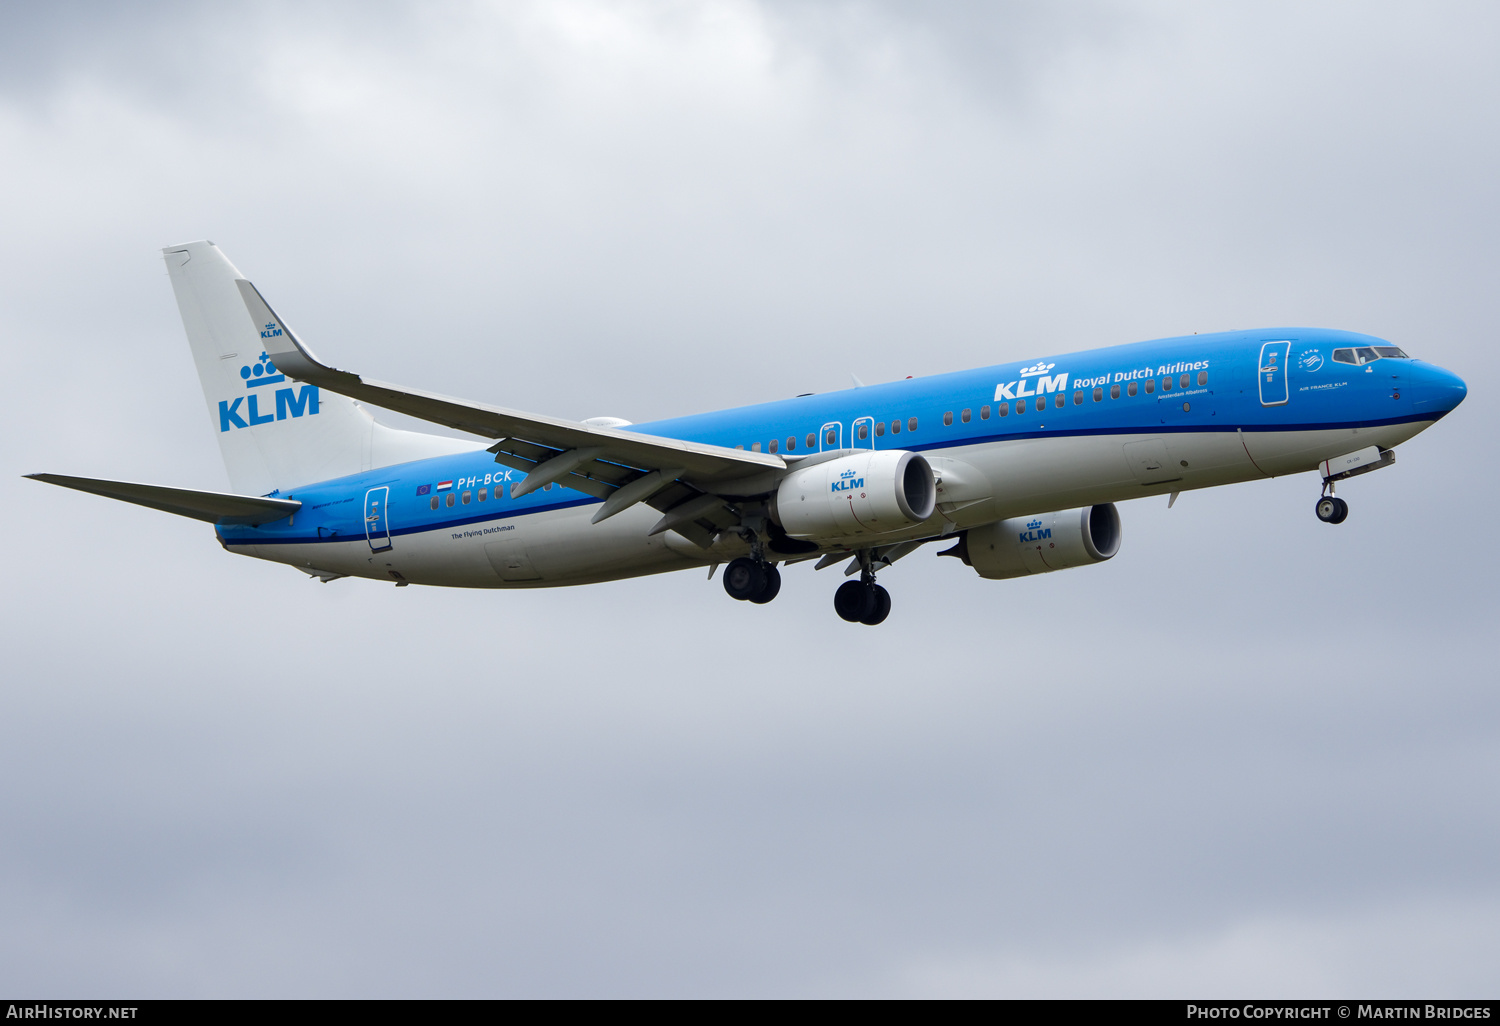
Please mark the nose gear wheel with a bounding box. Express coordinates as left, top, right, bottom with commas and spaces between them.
1315, 496, 1348, 524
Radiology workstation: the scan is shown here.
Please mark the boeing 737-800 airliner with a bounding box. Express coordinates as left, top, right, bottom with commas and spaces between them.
29, 242, 1468, 624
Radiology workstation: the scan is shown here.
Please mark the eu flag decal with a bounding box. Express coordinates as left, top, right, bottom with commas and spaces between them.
416, 484, 431, 496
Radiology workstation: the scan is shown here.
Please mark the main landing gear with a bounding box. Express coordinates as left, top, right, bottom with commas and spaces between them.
720, 529, 891, 625
833, 550, 891, 626
835, 580, 890, 625
723, 557, 781, 604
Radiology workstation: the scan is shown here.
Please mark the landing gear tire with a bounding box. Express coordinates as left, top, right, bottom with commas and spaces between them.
749, 564, 781, 604
834, 580, 874, 622
834, 581, 890, 624
859, 585, 891, 625
1315, 496, 1349, 524
723, 557, 766, 601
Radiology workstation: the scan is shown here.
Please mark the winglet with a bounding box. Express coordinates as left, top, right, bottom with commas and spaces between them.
235, 279, 361, 390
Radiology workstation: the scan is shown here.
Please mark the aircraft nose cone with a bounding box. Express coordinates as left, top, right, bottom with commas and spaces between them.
1411, 362, 1467, 418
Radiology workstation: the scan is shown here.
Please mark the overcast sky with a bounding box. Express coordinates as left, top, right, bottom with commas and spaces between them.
2, 0, 1497, 997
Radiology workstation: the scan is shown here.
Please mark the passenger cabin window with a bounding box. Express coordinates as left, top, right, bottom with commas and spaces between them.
1073, 390, 1084, 405
1094, 387, 1103, 402
1144, 379, 1155, 394
1054, 394, 1064, 409
770, 438, 779, 453
806, 433, 816, 448
998, 402, 1010, 416
875, 421, 885, 436
961, 408, 971, 423
1127, 382, 1137, 397
446, 493, 456, 507
826, 429, 837, 445
980, 405, 990, 420
1198, 371, 1208, 386
943, 411, 953, 426
751, 442, 761, 452
908, 417, 918, 431
890, 420, 901, 434
462, 490, 471, 504
1180, 373, 1190, 389
857, 423, 869, 439
479, 488, 487, 501
1017, 399, 1027, 414
786, 436, 796, 451
430, 496, 439, 510
1162, 377, 1173, 391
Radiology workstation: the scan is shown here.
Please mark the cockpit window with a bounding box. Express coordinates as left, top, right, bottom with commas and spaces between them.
1332, 346, 1410, 365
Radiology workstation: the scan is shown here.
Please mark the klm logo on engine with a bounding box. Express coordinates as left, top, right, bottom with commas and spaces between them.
1019, 518, 1051, 542
832, 468, 864, 493
218, 351, 319, 431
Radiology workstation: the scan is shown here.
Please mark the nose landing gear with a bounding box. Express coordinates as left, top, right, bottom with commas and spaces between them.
1315, 495, 1349, 524
1314, 446, 1396, 525
1315, 482, 1349, 524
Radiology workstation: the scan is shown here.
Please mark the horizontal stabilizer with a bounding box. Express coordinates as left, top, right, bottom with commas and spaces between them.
24, 474, 301, 526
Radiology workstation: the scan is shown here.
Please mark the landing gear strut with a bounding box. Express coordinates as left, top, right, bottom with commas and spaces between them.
1316, 482, 1349, 524
833, 550, 891, 625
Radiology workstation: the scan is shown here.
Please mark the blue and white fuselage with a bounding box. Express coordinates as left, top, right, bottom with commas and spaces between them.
28, 243, 1468, 623
219, 328, 1464, 589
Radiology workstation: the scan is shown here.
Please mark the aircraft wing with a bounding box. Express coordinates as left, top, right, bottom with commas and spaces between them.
25, 474, 301, 525
240, 280, 783, 544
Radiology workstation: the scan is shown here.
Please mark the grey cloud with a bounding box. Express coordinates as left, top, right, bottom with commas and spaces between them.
1, 0, 1497, 996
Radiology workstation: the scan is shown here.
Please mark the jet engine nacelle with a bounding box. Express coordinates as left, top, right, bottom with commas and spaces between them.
772, 450, 937, 540
952, 504, 1122, 579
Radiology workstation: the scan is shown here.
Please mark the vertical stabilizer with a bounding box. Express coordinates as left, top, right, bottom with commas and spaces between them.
163, 241, 477, 495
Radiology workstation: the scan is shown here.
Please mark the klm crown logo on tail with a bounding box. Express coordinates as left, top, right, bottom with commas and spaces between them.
240, 351, 285, 387
219, 351, 320, 431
